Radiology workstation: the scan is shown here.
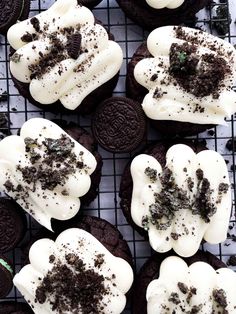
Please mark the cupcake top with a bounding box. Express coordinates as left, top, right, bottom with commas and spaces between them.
134, 26, 236, 125
131, 144, 231, 257
13, 228, 134, 314
147, 256, 236, 313
7, 0, 123, 110
146, 0, 184, 9
0, 118, 97, 230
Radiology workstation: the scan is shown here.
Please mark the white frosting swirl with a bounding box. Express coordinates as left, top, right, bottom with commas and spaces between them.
13, 228, 133, 314
146, 0, 184, 9
0, 118, 97, 230
131, 144, 231, 257
134, 26, 236, 125
147, 256, 236, 313
7, 0, 123, 110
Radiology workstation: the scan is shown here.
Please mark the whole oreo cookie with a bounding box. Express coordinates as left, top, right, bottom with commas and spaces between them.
0, 301, 34, 314
92, 97, 147, 153
52, 120, 103, 206
133, 250, 226, 314
0, 255, 13, 298
0, 199, 27, 253
127, 43, 213, 136
116, 0, 209, 30
0, 0, 30, 35
119, 140, 207, 235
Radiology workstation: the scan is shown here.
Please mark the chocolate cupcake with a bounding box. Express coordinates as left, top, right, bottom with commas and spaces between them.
14, 223, 134, 313
0, 198, 27, 253
127, 26, 236, 136
133, 250, 231, 314
7, 0, 123, 114
23, 215, 133, 266
116, 0, 209, 30
0, 255, 13, 298
79, 0, 102, 9
120, 142, 231, 257
92, 97, 147, 153
0, 0, 30, 35
0, 301, 33, 314
0, 118, 102, 231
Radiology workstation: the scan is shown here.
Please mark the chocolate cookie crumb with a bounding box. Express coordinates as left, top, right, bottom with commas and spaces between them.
168, 292, 181, 305
213, 289, 228, 309
35, 255, 109, 313
178, 282, 188, 294
226, 138, 236, 151
30, 17, 40, 32
227, 255, 236, 266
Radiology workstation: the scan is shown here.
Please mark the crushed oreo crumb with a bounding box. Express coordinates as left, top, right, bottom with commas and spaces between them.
227, 255, 236, 266
142, 166, 225, 231
213, 289, 228, 309
168, 292, 181, 305
35, 253, 109, 313
145, 167, 157, 183
169, 41, 230, 98
178, 282, 188, 294
30, 17, 40, 32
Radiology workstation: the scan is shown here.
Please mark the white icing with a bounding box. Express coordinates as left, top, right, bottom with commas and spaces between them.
7, 0, 123, 110
147, 256, 236, 314
0, 118, 97, 230
131, 144, 231, 257
13, 228, 133, 314
146, 0, 184, 9
134, 26, 236, 125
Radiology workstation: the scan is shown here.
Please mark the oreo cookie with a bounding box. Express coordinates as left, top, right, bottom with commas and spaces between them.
0, 301, 33, 314
119, 140, 207, 235
0, 0, 30, 35
133, 250, 226, 314
0, 199, 27, 253
0, 255, 13, 298
92, 97, 147, 153
53, 120, 103, 206
127, 43, 213, 136
116, 0, 209, 30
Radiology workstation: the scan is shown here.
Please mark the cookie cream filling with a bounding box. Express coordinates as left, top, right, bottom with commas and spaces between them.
0, 118, 97, 230
7, 0, 123, 110
146, 0, 184, 9
14, 228, 133, 314
130, 144, 231, 257
134, 26, 236, 125
147, 256, 236, 313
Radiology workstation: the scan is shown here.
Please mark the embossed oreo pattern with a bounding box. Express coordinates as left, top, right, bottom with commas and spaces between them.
92, 97, 147, 153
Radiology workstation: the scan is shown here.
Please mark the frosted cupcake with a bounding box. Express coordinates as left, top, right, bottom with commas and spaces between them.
7, 0, 123, 114
120, 143, 231, 257
127, 26, 236, 136
14, 228, 133, 314
0, 118, 102, 230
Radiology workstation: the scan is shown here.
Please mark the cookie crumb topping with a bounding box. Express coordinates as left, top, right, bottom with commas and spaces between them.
35, 253, 109, 313
169, 41, 230, 99
142, 167, 229, 232
4, 134, 87, 197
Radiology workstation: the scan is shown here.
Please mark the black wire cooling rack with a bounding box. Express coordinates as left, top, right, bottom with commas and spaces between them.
0, 0, 236, 312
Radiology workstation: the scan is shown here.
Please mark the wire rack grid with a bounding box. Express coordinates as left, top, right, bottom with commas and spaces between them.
0, 0, 236, 312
